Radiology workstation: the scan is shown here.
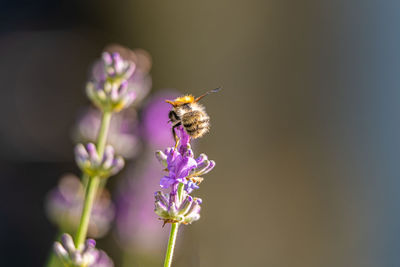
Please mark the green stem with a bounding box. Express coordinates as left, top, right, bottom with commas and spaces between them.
163, 183, 184, 267
163, 223, 180, 267
96, 111, 112, 191
96, 111, 112, 156
74, 111, 112, 247
74, 176, 100, 247
177, 183, 184, 204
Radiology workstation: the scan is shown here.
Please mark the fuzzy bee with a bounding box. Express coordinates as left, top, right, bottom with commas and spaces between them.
166, 88, 221, 142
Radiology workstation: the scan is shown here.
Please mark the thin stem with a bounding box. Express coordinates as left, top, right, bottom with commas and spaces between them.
96, 111, 112, 191
74, 111, 112, 247
163, 223, 180, 267
96, 111, 112, 156
163, 183, 184, 267
74, 176, 100, 247
81, 173, 89, 189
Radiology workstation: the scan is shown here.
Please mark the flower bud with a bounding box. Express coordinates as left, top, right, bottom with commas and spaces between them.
155, 150, 168, 168
54, 233, 114, 267
155, 128, 215, 193
102, 52, 135, 80
75, 143, 124, 179
188, 159, 216, 179
86, 51, 140, 112
86, 80, 137, 113
154, 191, 202, 225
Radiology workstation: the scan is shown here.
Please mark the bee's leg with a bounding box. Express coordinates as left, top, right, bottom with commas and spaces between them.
174, 139, 179, 150
172, 122, 181, 150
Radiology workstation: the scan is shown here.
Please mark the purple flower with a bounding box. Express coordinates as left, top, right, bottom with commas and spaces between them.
73, 108, 140, 159
75, 143, 125, 179
155, 126, 215, 193
175, 125, 191, 155
159, 150, 197, 189
154, 122, 215, 226
154, 191, 202, 224
184, 181, 200, 194
45, 174, 115, 238
86, 77, 136, 113
101, 52, 135, 80
102, 46, 152, 105
88, 47, 152, 112
54, 233, 114, 267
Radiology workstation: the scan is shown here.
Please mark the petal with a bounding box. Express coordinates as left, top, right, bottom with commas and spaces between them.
195, 153, 208, 164
185, 181, 199, 193
160, 176, 176, 188
176, 126, 190, 146
176, 157, 197, 178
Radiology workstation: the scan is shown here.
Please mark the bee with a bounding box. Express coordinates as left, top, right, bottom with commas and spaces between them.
166, 88, 221, 142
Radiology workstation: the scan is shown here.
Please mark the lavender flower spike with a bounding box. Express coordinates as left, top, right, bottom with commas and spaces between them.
156, 126, 215, 193
54, 233, 114, 267
75, 143, 124, 179
154, 126, 215, 224
86, 52, 137, 112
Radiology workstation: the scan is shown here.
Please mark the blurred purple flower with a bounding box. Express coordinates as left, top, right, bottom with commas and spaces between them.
45, 174, 115, 238
54, 233, 114, 267
141, 90, 180, 148
73, 108, 140, 159
101, 52, 135, 80
86, 53, 137, 113
90, 46, 152, 110
75, 143, 125, 179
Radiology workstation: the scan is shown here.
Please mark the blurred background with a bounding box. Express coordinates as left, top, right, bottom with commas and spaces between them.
1, 0, 400, 266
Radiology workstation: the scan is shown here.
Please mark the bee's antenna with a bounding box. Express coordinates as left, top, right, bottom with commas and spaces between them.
194, 87, 222, 102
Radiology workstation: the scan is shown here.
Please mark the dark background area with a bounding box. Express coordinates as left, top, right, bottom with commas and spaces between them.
2, 0, 400, 266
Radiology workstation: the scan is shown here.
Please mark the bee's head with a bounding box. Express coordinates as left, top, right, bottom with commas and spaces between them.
165, 88, 221, 107
165, 95, 195, 107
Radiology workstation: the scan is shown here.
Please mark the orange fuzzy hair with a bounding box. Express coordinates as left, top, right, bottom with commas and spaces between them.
165, 95, 195, 107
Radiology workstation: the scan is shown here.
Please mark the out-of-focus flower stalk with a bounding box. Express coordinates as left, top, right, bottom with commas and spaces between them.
75, 110, 111, 247
47, 46, 151, 267
75, 49, 139, 248
54, 233, 113, 267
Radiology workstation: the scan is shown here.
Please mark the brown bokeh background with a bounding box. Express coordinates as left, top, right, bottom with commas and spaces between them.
1, 1, 400, 266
